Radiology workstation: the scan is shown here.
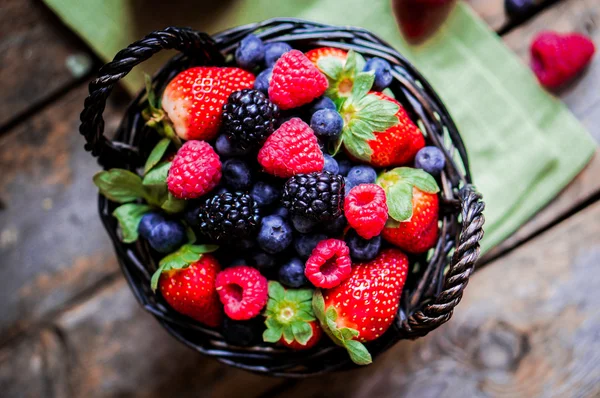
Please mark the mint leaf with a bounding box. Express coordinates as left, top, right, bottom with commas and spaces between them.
352, 72, 375, 100
143, 161, 171, 187
112, 203, 152, 243
317, 56, 344, 80
161, 193, 186, 214
268, 281, 286, 301
291, 321, 313, 345
395, 167, 440, 193
343, 340, 372, 365
144, 138, 171, 174
387, 182, 414, 222
142, 161, 170, 207
93, 169, 146, 203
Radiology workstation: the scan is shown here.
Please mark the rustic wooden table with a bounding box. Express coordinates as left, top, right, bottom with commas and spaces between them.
1, 0, 599, 396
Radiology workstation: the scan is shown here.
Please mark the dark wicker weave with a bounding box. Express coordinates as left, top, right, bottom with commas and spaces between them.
80, 20, 485, 377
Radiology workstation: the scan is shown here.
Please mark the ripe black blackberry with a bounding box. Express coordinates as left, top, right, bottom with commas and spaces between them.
282, 172, 345, 222
197, 192, 260, 243
222, 89, 279, 150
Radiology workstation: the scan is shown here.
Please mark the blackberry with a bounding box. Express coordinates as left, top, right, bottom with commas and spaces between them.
222, 89, 279, 150
282, 172, 345, 221
197, 192, 260, 243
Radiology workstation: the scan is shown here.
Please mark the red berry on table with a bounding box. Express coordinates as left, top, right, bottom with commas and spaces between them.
161, 67, 255, 141
167, 140, 222, 199
530, 31, 596, 89
268, 50, 328, 109
305, 239, 352, 289
344, 184, 388, 239
216, 266, 268, 320
257, 118, 324, 178
313, 248, 409, 364
305, 47, 348, 69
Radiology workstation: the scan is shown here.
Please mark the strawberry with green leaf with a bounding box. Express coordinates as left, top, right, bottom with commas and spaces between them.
377, 167, 440, 254
263, 281, 322, 350
316, 49, 366, 100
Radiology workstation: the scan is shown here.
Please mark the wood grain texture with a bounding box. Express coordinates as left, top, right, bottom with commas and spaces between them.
269, 200, 600, 398
0, 0, 93, 130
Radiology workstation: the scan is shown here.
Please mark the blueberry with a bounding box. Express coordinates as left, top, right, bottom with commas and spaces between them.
322, 215, 347, 236
294, 233, 327, 259
273, 206, 289, 219
235, 34, 264, 70
182, 205, 202, 228
346, 165, 377, 192
279, 258, 309, 288
309, 96, 336, 115
505, 0, 534, 19
264, 42, 293, 67
251, 181, 281, 207
138, 212, 165, 239
291, 215, 318, 234
222, 317, 264, 346
147, 220, 186, 253
337, 159, 352, 176
345, 229, 381, 262
215, 134, 247, 158
251, 250, 277, 271
415, 146, 445, 176
310, 109, 344, 140
258, 215, 293, 254
323, 154, 339, 175
254, 67, 272, 94
223, 159, 253, 191
364, 57, 393, 91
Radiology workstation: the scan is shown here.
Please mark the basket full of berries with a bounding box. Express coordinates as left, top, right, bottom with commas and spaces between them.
81, 20, 484, 376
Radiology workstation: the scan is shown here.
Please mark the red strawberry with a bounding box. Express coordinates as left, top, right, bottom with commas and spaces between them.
305, 47, 348, 68
151, 246, 222, 328
313, 248, 409, 365
268, 50, 328, 109
167, 140, 222, 199
161, 67, 255, 140
377, 167, 440, 254
530, 32, 595, 89
263, 281, 322, 350
344, 184, 388, 239
215, 266, 268, 320
257, 118, 324, 178
305, 239, 352, 288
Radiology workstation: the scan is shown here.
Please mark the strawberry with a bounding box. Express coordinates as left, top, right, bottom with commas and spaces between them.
257, 118, 324, 178
312, 248, 409, 365
263, 281, 322, 350
377, 167, 440, 254
161, 67, 255, 141
305, 47, 348, 69
314, 49, 367, 100
151, 244, 221, 327
167, 140, 222, 199
268, 50, 328, 109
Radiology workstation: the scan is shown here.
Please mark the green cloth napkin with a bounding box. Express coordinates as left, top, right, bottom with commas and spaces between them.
44, 0, 596, 253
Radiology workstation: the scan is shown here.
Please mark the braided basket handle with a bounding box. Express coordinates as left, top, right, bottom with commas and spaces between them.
401, 184, 485, 338
79, 27, 223, 167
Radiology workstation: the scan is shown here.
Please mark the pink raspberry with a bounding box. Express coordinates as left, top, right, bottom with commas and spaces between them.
344, 184, 388, 239
305, 239, 352, 289
215, 266, 268, 320
167, 140, 222, 199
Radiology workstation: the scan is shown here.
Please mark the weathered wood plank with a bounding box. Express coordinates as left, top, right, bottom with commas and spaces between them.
0, 85, 122, 341
0, 0, 94, 129
270, 200, 600, 397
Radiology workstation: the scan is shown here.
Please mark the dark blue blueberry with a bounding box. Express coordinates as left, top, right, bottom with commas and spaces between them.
364, 57, 393, 91
222, 317, 264, 346
279, 258, 309, 288
147, 219, 186, 253
294, 233, 327, 259
346, 165, 377, 192
345, 229, 381, 262
505, 0, 534, 19
251, 250, 277, 271
251, 181, 281, 207
215, 134, 248, 158
310, 109, 344, 140
337, 159, 352, 176
182, 205, 202, 228
291, 215, 317, 234
323, 154, 339, 175
264, 42, 293, 67
322, 215, 347, 236
254, 67, 272, 94
273, 206, 289, 219
235, 34, 264, 70
309, 96, 336, 115
222, 159, 253, 191
138, 212, 165, 239
415, 146, 445, 176
258, 215, 293, 254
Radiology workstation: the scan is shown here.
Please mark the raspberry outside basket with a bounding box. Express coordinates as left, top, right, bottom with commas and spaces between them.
79, 20, 485, 377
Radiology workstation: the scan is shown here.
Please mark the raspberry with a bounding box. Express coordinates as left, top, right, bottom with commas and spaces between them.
531, 32, 595, 89
305, 239, 352, 288
167, 141, 222, 199
344, 184, 388, 239
268, 50, 328, 109
215, 266, 268, 320
257, 118, 324, 178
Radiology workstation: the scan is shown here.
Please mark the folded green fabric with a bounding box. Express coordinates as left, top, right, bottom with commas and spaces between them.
44, 0, 596, 253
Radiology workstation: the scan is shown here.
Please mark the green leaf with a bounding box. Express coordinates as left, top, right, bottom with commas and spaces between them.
291, 321, 313, 345
150, 263, 167, 292
161, 193, 186, 214
382, 88, 396, 99
285, 288, 313, 303
343, 132, 373, 162
185, 227, 196, 244
144, 138, 171, 174
343, 340, 372, 365
348, 119, 377, 141
93, 169, 146, 203
355, 94, 399, 133
156, 243, 218, 277
387, 182, 414, 222
263, 324, 284, 343
343, 50, 357, 75
339, 327, 359, 340
394, 167, 440, 193
317, 56, 344, 80
352, 72, 375, 100
312, 289, 327, 325
329, 135, 344, 156
282, 325, 295, 344
354, 52, 367, 72
295, 310, 316, 322
268, 281, 286, 302
143, 161, 171, 187
112, 203, 152, 243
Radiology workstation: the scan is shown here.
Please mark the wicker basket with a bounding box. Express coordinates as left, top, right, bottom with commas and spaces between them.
79, 19, 484, 377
